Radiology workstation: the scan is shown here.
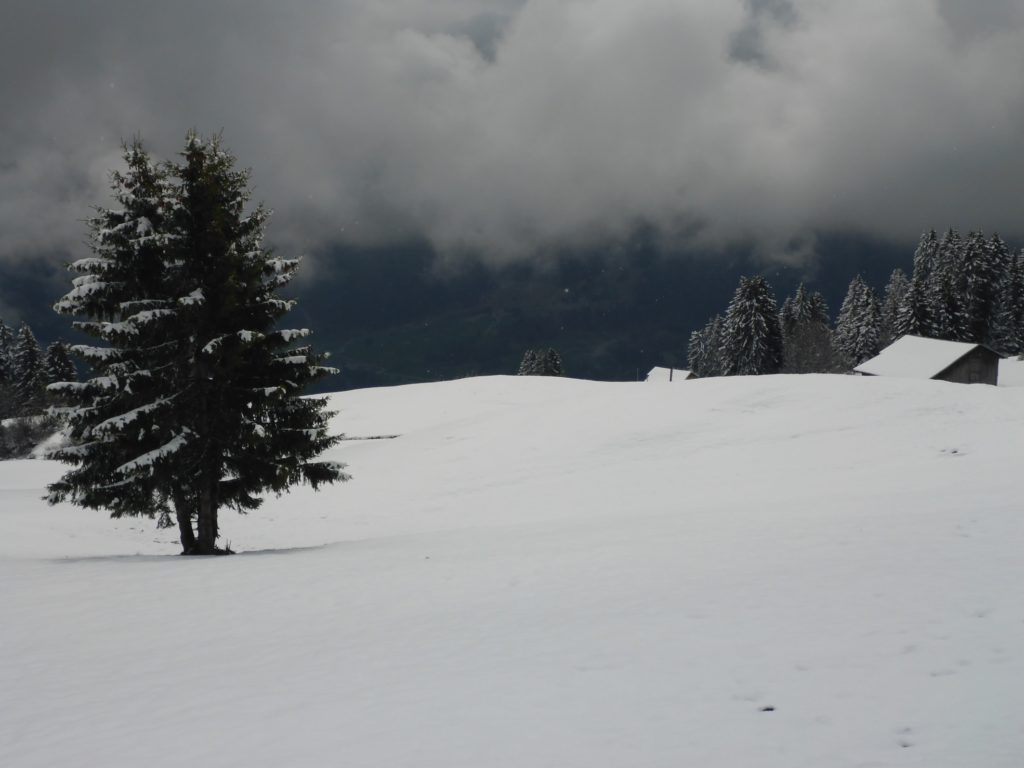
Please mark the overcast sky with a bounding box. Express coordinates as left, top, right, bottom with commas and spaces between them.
2, 0, 1023, 267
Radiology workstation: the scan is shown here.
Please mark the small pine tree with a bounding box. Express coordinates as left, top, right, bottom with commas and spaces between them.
834, 276, 881, 368
517, 349, 540, 375
897, 230, 939, 339
958, 231, 1003, 345
993, 250, 1024, 355
779, 296, 797, 337
929, 229, 968, 340
518, 348, 565, 376
540, 348, 565, 376
0, 319, 14, 419
879, 268, 910, 347
44, 341, 77, 389
780, 285, 836, 373
47, 134, 349, 555
894, 278, 929, 339
688, 314, 726, 378
721, 276, 783, 376
12, 322, 46, 415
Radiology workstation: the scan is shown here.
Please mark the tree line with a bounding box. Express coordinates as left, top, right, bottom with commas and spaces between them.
0, 319, 77, 457
688, 229, 1024, 377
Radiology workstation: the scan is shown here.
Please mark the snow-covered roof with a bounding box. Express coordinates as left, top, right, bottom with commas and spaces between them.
999, 356, 1024, 387
646, 366, 694, 382
854, 335, 992, 380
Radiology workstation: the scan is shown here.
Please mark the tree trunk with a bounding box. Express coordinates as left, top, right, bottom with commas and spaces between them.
195, 481, 221, 555
173, 493, 197, 555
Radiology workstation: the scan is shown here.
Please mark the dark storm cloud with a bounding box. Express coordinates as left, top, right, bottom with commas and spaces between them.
1, 0, 1023, 266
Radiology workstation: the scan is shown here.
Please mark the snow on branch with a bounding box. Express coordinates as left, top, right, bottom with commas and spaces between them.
275, 328, 310, 343
93, 397, 174, 437
115, 430, 192, 476
178, 288, 205, 307
70, 345, 122, 362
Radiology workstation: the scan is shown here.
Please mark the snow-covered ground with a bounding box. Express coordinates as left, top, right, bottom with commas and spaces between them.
2, 374, 1022, 767
1000, 356, 1024, 387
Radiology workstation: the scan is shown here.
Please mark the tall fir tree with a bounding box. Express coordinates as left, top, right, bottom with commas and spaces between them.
993, 250, 1024, 355
721, 276, 783, 376
517, 349, 540, 375
779, 295, 797, 337
959, 231, 1003, 345
879, 268, 910, 347
44, 341, 77, 390
780, 284, 836, 373
540, 348, 565, 376
47, 134, 348, 555
0, 319, 14, 419
929, 229, 968, 340
834, 275, 882, 367
688, 314, 725, 378
898, 230, 939, 338
518, 348, 564, 376
12, 322, 46, 415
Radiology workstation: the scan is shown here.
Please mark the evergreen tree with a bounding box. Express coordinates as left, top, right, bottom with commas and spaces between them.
540, 348, 565, 376
518, 348, 564, 376
929, 229, 967, 340
47, 134, 348, 555
44, 341, 77, 389
994, 250, 1024, 355
0, 319, 14, 419
894, 278, 929, 338
779, 296, 796, 337
780, 284, 836, 373
704, 314, 726, 376
899, 230, 939, 338
688, 314, 725, 378
517, 349, 540, 375
721, 276, 783, 376
958, 231, 1003, 344
12, 322, 46, 415
879, 268, 910, 347
687, 327, 711, 377
834, 275, 881, 367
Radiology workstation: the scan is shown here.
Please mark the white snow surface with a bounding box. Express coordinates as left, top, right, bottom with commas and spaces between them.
999, 356, 1024, 387
854, 335, 986, 380
1, 374, 1022, 767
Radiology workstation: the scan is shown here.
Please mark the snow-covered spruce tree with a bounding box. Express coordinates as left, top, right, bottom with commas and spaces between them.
779, 296, 796, 337
897, 230, 939, 339
12, 322, 46, 415
929, 229, 968, 341
47, 134, 348, 555
688, 314, 727, 378
834, 275, 881, 368
44, 341, 77, 390
894, 283, 926, 338
517, 349, 540, 375
0, 319, 14, 419
961, 233, 1007, 346
780, 284, 836, 373
518, 348, 564, 376
540, 348, 565, 376
687, 326, 711, 377
993, 250, 1024, 355
879, 268, 910, 348
721, 276, 783, 376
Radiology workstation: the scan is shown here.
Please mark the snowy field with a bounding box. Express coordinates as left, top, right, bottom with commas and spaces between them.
2, 374, 1023, 767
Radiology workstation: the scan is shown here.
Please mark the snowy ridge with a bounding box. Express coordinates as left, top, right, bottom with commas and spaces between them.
1, 374, 1022, 767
